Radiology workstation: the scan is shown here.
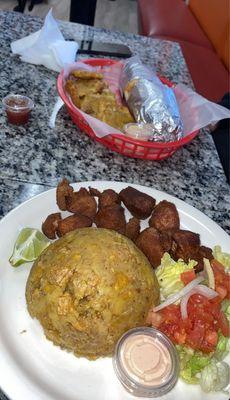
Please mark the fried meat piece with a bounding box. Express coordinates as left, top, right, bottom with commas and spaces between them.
66, 188, 97, 219
199, 245, 213, 260
56, 178, 74, 211
135, 228, 165, 269
42, 213, 62, 240
71, 70, 103, 80
98, 189, 120, 209
171, 230, 200, 262
89, 187, 101, 197
149, 200, 180, 233
57, 214, 92, 237
125, 217, 140, 241
170, 230, 214, 272
94, 204, 126, 234
120, 186, 156, 219
193, 245, 213, 273
160, 231, 172, 252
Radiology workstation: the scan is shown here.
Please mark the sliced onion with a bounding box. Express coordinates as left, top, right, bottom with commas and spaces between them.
203, 258, 215, 289
153, 276, 205, 312
180, 284, 219, 320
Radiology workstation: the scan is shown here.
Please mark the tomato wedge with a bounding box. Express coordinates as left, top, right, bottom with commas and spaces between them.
156, 293, 229, 353
180, 270, 196, 285
211, 259, 230, 298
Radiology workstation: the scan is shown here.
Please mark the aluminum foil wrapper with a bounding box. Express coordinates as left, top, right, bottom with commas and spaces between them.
120, 56, 183, 142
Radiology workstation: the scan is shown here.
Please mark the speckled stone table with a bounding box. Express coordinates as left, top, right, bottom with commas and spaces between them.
0, 9, 230, 400
1, 11, 229, 233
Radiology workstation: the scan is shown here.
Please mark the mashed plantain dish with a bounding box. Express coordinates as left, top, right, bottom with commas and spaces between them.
26, 228, 159, 359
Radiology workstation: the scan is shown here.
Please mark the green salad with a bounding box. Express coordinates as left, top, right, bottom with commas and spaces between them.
150, 246, 230, 394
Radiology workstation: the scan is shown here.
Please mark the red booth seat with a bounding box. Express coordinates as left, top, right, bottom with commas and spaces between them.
137, 0, 229, 102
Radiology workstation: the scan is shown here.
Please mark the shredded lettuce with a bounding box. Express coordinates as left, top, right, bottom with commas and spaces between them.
213, 245, 230, 270
214, 333, 230, 361
176, 345, 211, 384
200, 359, 230, 393
155, 253, 197, 299
221, 299, 230, 322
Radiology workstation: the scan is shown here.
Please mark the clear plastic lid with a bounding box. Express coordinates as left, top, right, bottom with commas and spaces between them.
2, 94, 34, 112
113, 327, 179, 397
124, 123, 154, 141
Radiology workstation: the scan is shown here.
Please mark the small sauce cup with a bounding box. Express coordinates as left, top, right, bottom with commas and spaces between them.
113, 327, 179, 397
2, 94, 34, 125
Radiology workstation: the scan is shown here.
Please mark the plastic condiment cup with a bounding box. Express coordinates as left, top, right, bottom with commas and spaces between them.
113, 327, 179, 397
2, 94, 34, 125
124, 123, 154, 141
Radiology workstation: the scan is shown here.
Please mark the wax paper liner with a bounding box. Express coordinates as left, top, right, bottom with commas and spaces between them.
55, 61, 230, 140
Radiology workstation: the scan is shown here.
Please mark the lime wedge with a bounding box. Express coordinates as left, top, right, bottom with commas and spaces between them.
9, 228, 50, 267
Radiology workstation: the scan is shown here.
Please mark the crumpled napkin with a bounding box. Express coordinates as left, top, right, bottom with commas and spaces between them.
11, 10, 78, 72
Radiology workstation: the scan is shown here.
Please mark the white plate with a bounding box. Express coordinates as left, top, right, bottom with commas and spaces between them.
0, 181, 229, 400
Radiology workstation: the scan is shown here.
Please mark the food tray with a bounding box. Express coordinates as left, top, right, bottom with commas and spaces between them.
57, 58, 198, 161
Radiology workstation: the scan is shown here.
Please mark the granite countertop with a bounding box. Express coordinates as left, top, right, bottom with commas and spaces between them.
0, 11, 229, 225
0, 11, 229, 400
0, 12, 229, 234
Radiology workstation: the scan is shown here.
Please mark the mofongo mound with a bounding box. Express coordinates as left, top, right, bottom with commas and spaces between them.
26, 228, 159, 359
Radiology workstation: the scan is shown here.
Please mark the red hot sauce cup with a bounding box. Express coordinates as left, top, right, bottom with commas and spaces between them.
2, 94, 34, 125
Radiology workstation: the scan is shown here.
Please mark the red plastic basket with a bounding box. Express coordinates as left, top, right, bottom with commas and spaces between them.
57, 58, 198, 161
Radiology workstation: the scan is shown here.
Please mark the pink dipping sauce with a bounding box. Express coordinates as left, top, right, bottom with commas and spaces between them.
113, 327, 179, 397
121, 335, 172, 386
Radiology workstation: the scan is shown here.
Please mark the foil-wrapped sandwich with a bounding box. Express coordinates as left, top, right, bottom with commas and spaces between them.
120, 56, 183, 142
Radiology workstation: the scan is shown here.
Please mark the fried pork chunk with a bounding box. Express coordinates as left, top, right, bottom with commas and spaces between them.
149, 200, 180, 233
66, 188, 97, 219
125, 217, 141, 241
120, 186, 156, 219
56, 178, 74, 211
171, 230, 200, 262
170, 229, 213, 272
42, 213, 62, 240
57, 213, 92, 237
135, 227, 166, 269
194, 245, 213, 272
94, 204, 126, 235
98, 189, 120, 209
89, 187, 101, 197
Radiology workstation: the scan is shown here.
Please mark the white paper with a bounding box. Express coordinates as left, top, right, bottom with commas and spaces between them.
11, 10, 78, 72
174, 84, 230, 135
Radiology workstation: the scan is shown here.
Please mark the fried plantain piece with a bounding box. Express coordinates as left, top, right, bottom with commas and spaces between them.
98, 189, 120, 209
120, 186, 156, 219
66, 188, 97, 219
56, 178, 74, 211
71, 70, 103, 80
65, 71, 134, 130
65, 80, 81, 108
135, 227, 165, 269
74, 78, 107, 98
149, 200, 180, 233
94, 204, 126, 234
57, 213, 92, 237
98, 105, 134, 131
125, 217, 140, 241
42, 213, 62, 240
